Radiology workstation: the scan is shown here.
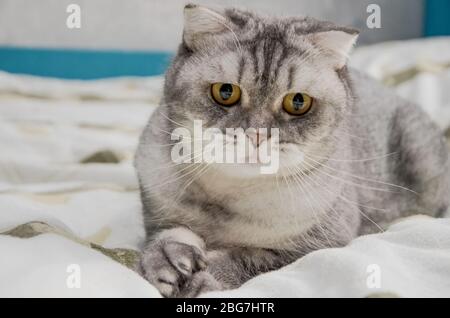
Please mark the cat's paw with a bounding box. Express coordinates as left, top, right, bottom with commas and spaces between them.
178, 271, 223, 297
140, 228, 208, 297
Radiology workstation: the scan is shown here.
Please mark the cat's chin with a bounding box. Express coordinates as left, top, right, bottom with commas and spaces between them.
206, 164, 298, 181
208, 163, 274, 179
206, 156, 307, 180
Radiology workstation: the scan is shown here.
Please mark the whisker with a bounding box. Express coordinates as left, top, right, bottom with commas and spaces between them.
152, 126, 204, 141
290, 163, 357, 241
142, 157, 205, 193
304, 150, 399, 163
171, 163, 211, 210
278, 166, 320, 250
157, 109, 190, 130
303, 154, 418, 195
293, 161, 386, 234
145, 140, 193, 148
299, 157, 403, 194
143, 149, 205, 174
285, 165, 334, 248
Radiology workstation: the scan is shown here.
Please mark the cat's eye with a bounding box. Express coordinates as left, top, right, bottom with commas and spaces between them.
282, 93, 313, 116
211, 83, 241, 106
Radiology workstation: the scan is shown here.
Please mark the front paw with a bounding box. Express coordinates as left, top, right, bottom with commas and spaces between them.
140, 228, 208, 297
179, 271, 223, 298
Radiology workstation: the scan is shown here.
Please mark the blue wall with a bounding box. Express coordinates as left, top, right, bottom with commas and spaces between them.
425, 0, 450, 36
0, 47, 172, 79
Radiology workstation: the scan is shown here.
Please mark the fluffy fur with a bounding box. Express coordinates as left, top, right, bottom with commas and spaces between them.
135, 4, 450, 297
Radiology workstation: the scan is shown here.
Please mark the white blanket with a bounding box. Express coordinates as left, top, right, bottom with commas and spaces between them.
1, 37, 450, 298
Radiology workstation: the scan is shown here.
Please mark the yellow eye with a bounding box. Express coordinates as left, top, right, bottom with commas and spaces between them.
211, 83, 241, 106
282, 93, 313, 116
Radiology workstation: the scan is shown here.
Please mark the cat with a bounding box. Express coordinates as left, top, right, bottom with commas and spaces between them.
135, 4, 450, 297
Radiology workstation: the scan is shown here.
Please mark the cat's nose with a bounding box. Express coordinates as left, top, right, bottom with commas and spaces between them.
246, 131, 267, 148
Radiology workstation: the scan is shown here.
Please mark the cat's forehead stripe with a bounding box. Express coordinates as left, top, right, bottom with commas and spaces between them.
237, 56, 245, 84
243, 36, 293, 99
287, 65, 296, 90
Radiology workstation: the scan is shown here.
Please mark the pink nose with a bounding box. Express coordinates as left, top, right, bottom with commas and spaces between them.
246, 131, 267, 147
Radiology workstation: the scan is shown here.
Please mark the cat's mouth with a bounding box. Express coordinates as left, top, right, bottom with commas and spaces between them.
169, 121, 334, 176
202, 142, 317, 179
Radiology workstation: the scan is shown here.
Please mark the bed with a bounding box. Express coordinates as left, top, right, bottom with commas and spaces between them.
1, 37, 449, 297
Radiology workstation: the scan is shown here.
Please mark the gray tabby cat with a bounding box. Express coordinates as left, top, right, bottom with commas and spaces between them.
135, 4, 449, 297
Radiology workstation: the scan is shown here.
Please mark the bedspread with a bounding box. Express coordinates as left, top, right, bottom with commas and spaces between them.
1, 37, 449, 298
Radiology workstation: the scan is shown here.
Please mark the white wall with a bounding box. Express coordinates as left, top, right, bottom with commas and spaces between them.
0, 0, 424, 51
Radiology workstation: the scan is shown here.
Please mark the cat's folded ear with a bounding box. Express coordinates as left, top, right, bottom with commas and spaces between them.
183, 4, 229, 51
309, 28, 359, 69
